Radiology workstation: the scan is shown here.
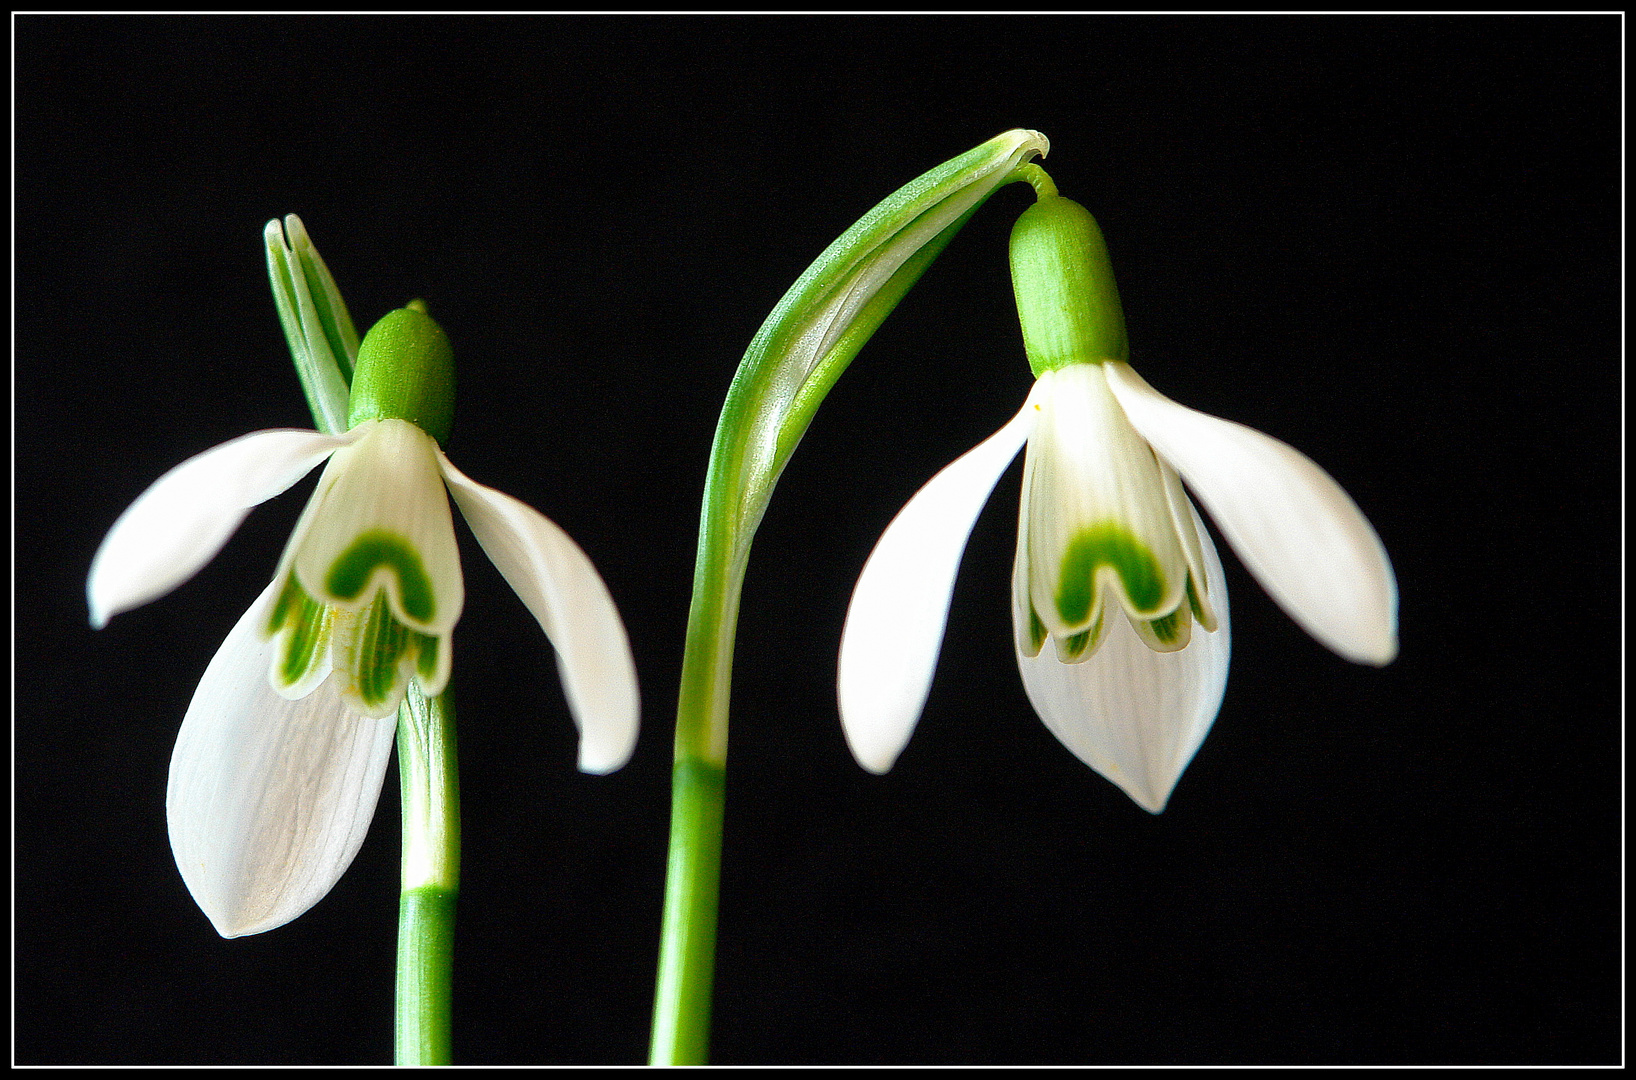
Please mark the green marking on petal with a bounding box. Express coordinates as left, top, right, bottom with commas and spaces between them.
1059, 628, 1093, 660
1055, 523, 1166, 623
1028, 604, 1048, 655
1186, 572, 1217, 633
355, 590, 413, 711
267, 574, 303, 636
266, 575, 331, 688
415, 631, 440, 678
278, 596, 331, 687
1053, 606, 1105, 663
326, 529, 436, 623
1146, 606, 1185, 646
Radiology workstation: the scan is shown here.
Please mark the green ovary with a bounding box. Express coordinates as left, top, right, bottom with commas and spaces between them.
326, 529, 436, 624
1054, 523, 1167, 624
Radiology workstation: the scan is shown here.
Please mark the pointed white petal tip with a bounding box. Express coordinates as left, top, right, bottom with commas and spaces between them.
838, 394, 1039, 774
88, 428, 351, 629
1104, 362, 1398, 668
438, 455, 639, 775
168, 583, 396, 937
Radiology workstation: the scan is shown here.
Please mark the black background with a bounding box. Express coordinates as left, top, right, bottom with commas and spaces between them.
15, 15, 1619, 1065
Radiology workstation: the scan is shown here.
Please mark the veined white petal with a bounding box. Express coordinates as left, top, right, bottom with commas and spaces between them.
167, 581, 397, 937
1024, 365, 1191, 642
1105, 362, 1397, 666
1017, 503, 1231, 813
88, 428, 355, 629
439, 455, 639, 775
838, 393, 1039, 774
290, 420, 464, 635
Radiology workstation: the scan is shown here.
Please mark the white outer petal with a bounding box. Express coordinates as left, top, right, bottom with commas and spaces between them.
88, 428, 356, 628
438, 455, 639, 774
838, 393, 1039, 773
167, 581, 397, 937
1018, 503, 1231, 813
1104, 361, 1398, 666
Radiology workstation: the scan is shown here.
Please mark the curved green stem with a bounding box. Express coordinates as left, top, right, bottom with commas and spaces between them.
395, 683, 461, 1065
648, 132, 1051, 1065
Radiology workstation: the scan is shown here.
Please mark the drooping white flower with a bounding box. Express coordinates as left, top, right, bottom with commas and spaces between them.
89, 305, 639, 936
837, 193, 1395, 812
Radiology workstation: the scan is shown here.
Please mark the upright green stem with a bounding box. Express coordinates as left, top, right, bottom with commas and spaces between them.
268, 220, 465, 1063
650, 493, 744, 1063
395, 683, 461, 1066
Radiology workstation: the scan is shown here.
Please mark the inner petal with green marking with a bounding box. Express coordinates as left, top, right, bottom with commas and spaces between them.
1054, 522, 1168, 624
1021, 363, 1190, 644
329, 589, 451, 720
324, 528, 436, 624
265, 573, 334, 697
286, 418, 464, 635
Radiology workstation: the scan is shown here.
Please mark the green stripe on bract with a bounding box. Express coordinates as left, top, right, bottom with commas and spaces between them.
326, 529, 436, 623
1055, 523, 1166, 624
355, 591, 412, 710
299, 253, 356, 383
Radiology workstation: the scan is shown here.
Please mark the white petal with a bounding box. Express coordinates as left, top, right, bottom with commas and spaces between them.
439, 455, 639, 774
1105, 361, 1398, 666
290, 420, 464, 634
166, 581, 397, 937
1017, 503, 1231, 813
838, 394, 1039, 774
87, 428, 353, 629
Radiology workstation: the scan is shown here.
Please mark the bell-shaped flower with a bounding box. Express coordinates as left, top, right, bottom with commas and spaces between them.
88, 303, 639, 936
838, 193, 1395, 812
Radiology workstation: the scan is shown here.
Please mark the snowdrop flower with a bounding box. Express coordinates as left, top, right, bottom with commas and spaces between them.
89, 302, 639, 935
839, 192, 1396, 812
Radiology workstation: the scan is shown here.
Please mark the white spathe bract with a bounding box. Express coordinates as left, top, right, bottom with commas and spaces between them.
838, 361, 1396, 812
90, 418, 639, 936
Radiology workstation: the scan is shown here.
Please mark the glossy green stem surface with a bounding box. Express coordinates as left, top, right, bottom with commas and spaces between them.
395, 684, 461, 1065
649, 759, 727, 1065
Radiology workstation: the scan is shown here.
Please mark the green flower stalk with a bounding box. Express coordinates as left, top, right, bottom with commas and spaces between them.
651, 130, 1050, 1065
88, 218, 640, 1064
